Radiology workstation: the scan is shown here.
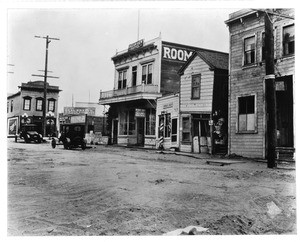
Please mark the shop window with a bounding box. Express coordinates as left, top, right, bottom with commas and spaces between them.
283, 24, 294, 56
182, 116, 191, 142
23, 97, 31, 111
142, 63, 153, 84
146, 108, 155, 135
128, 110, 136, 135
118, 70, 127, 89
244, 36, 255, 65
171, 118, 178, 142
132, 66, 137, 86
48, 99, 56, 112
119, 111, 128, 135
191, 74, 201, 99
36, 98, 43, 111
238, 95, 256, 132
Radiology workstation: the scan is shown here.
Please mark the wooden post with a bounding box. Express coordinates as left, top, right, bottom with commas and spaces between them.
264, 12, 277, 168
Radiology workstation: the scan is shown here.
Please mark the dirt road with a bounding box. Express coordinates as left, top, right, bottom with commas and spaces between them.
7, 139, 296, 235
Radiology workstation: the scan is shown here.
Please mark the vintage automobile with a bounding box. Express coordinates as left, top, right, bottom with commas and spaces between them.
19, 124, 43, 143
51, 123, 87, 150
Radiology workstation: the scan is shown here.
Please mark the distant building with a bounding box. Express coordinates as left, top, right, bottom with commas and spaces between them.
225, 9, 295, 159
7, 81, 61, 137
75, 101, 105, 116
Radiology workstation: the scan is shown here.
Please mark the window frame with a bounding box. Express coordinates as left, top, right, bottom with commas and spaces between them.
36, 98, 43, 111
23, 96, 32, 111
282, 24, 295, 56
182, 115, 191, 142
243, 35, 256, 66
171, 118, 178, 142
118, 69, 127, 89
48, 98, 56, 112
142, 63, 153, 85
191, 74, 201, 99
146, 108, 156, 136
132, 66, 137, 87
10, 100, 13, 112
236, 94, 257, 134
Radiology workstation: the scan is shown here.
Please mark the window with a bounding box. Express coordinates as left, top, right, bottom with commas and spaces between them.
128, 110, 135, 135
283, 24, 294, 56
191, 74, 201, 99
142, 63, 153, 84
11, 100, 13, 112
7, 102, 9, 113
132, 66, 137, 86
158, 113, 171, 138
261, 32, 265, 61
146, 108, 155, 135
244, 36, 255, 65
171, 118, 178, 142
238, 95, 255, 132
182, 116, 191, 142
36, 98, 43, 111
119, 111, 128, 135
118, 70, 127, 89
48, 99, 55, 112
23, 97, 31, 111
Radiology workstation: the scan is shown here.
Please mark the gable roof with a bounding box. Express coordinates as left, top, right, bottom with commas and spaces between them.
178, 50, 229, 75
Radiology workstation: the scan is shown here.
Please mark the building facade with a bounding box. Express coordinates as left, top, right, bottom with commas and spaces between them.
225, 9, 295, 159
7, 81, 61, 137
99, 36, 216, 148
178, 51, 229, 154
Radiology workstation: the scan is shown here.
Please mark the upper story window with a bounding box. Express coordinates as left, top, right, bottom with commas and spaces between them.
132, 66, 137, 86
10, 100, 13, 112
244, 36, 255, 65
191, 74, 201, 99
118, 70, 127, 89
7, 102, 9, 113
23, 96, 32, 111
48, 98, 56, 112
238, 95, 256, 133
142, 63, 152, 84
36, 98, 43, 111
283, 24, 294, 56
261, 32, 265, 61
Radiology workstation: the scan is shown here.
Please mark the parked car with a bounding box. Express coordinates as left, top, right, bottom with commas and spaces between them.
19, 124, 43, 143
52, 123, 87, 150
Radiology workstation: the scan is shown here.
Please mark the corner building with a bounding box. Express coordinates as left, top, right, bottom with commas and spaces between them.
225, 9, 295, 159
99, 36, 223, 148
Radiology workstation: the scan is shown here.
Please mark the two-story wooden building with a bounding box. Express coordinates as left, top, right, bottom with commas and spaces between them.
99, 36, 224, 148
178, 50, 229, 154
225, 9, 295, 159
7, 81, 61, 137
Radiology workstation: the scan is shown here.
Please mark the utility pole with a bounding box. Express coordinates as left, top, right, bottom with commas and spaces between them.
264, 12, 277, 168
34, 35, 59, 137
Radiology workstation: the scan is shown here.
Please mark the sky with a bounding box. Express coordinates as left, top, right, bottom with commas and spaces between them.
6, 5, 236, 113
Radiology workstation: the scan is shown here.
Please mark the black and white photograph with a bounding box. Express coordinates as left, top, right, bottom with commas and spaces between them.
2, 0, 298, 240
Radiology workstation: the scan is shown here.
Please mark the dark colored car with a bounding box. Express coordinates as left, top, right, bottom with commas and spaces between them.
52, 123, 86, 150
19, 124, 43, 143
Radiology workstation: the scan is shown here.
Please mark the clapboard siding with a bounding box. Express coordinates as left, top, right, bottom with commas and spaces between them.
180, 56, 214, 113
227, 9, 294, 159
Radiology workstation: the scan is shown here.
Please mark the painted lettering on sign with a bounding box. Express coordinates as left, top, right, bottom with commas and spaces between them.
128, 39, 144, 51
64, 107, 95, 116
162, 46, 193, 61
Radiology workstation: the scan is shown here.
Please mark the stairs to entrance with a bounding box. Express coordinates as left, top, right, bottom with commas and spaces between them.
276, 147, 295, 162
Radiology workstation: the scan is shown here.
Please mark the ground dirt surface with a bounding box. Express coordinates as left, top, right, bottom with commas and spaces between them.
7, 139, 296, 236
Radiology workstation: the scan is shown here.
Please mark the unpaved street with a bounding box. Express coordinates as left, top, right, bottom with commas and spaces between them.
7, 139, 296, 235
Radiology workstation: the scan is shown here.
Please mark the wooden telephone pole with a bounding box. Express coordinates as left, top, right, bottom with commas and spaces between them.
33, 35, 59, 137
264, 12, 277, 168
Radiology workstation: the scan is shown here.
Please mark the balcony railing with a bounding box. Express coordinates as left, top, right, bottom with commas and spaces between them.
99, 84, 159, 100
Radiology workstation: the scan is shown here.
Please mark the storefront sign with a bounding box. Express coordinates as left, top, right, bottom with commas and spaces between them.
162, 46, 193, 62
70, 115, 86, 124
128, 39, 144, 51
163, 102, 173, 109
135, 108, 146, 117
64, 107, 95, 116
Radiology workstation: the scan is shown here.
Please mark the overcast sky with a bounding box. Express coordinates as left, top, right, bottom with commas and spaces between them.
6, 6, 237, 113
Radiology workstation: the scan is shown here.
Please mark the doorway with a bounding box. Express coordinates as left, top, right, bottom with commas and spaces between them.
136, 117, 145, 146
276, 76, 293, 147
112, 119, 118, 144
